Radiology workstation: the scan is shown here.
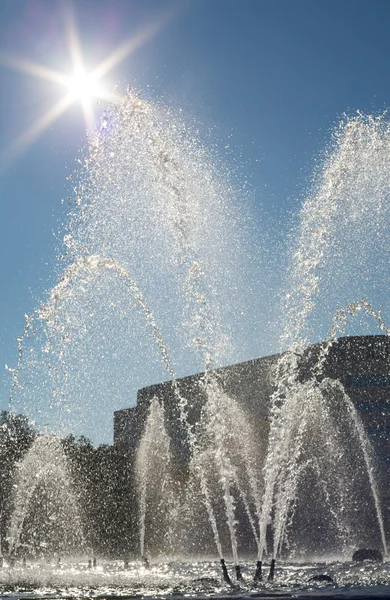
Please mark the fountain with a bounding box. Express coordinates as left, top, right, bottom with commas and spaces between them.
257, 115, 390, 563
135, 397, 176, 557
7, 435, 84, 559
3, 93, 390, 597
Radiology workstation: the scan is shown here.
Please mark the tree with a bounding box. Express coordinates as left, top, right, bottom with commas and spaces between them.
0, 411, 37, 553
62, 436, 138, 557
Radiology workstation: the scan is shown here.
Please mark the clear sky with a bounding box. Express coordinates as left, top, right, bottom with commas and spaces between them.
1, 0, 390, 443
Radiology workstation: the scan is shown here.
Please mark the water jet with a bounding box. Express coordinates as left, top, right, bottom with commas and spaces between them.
6, 90, 390, 599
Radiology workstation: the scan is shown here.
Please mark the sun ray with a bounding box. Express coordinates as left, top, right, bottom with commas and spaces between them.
0, 53, 67, 87
0, 2, 179, 171
80, 97, 96, 132
0, 94, 73, 173
91, 20, 165, 82
62, 1, 85, 74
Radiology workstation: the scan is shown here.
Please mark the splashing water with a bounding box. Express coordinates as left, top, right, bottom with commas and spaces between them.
192, 374, 263, 559
281, 113, 390, 351
60, 93, 245, 558
67, 90, 242, 370
38, 255, 177, 381
7, 436, 84, 557
8, 89, 390, 571
135, 398, 175, 558
259, 114, 390, 560
16, 253, 227, 558
12, 88, 248, 441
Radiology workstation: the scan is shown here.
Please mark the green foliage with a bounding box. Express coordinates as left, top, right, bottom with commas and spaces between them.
0, 415, 139, 558
0, 411, 37, 552
62, 435, 138, 557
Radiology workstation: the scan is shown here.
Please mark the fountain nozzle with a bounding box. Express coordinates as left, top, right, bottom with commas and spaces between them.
142, 555, 150, 568
253, 560, 262, 583
235, 564, 244, 582
268, 559, 275, 582
220, 558, 233, 587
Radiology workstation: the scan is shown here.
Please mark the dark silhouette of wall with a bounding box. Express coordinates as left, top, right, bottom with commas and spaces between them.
114, 335, 390, 549
115, 335, 390, 451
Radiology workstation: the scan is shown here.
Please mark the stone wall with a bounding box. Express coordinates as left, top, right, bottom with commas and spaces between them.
113, 335, 390, 551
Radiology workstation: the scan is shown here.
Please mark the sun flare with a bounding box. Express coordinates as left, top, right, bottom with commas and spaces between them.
0, 1, 172, 172
63, 69, 102, 103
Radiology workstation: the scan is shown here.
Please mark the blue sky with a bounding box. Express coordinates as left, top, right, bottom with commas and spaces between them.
1, 0, 390, 443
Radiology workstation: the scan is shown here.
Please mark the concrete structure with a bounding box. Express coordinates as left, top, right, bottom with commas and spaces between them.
114, 335, 390, 456
114, 334, 390, 552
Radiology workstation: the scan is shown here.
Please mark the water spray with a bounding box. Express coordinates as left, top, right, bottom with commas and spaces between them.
142, 555, 150, 568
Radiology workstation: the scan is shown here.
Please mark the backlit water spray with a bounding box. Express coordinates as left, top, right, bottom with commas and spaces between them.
259, 114, 390, 560
7, 436, 83, 557
7, 87, 390, 584
44, 90, 247, 562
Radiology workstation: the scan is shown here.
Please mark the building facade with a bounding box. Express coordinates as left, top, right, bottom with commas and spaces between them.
114, 335, 390, 553
115, 335, 390, 455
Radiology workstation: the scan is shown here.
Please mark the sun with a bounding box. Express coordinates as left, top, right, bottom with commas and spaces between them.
0, 2, 173, 172
63, 68, 102, 104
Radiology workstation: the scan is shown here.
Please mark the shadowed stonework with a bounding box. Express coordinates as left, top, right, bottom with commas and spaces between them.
114, 334, 390, 553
